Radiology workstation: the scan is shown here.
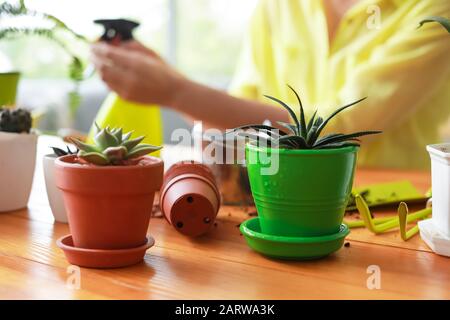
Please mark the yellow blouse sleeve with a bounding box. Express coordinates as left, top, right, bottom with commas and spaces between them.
228, 0, 270, 100
324, 1, 450, 134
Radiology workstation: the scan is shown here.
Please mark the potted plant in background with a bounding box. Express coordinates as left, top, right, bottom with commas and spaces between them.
232, 86, 381, 260
0, 0, 89, 117
0, 107, 35, 212
55, 125, 163, 268
0, 71, 20, 106
43, 145, 77, 223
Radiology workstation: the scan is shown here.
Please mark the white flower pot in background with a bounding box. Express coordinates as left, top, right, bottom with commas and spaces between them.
43, 154, 68, 223
419, 143, 450, 257
0, 132, 37, 212
426, 143, 450, 237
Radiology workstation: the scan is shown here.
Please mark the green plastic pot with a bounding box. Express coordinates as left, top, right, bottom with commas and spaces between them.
240, 217, 350, 260
246, 143, 358, 237
0, 72, 20, 106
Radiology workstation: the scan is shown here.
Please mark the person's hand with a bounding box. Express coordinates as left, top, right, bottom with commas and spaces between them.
91, 41, 186, 106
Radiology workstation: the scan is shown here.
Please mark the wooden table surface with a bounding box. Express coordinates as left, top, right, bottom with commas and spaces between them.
0, 136, 449, 300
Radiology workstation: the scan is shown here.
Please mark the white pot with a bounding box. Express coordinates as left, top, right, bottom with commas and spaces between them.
0, 132, 37, 212
426, 143, 450, 237
43, 154, 68, 223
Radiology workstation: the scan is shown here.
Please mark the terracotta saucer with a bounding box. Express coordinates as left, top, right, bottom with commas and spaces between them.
57, 234, 155, 268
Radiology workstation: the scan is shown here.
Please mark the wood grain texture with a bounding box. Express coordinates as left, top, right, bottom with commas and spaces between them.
0, 136, 448, 300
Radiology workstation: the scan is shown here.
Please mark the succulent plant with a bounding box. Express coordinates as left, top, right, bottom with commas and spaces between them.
51, 145, 77, 157
227, 86, 381, 149
70, 124, 162, 166
0, 108, 32, 133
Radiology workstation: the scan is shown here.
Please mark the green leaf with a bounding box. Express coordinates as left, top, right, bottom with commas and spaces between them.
78, 151, 110, 165
226, 124, 286, 136
94, 122, 101, 134
70, 138, 99, 153
276, 121, 297, 135
258, 128, 283, 138
51, 147, 68, 157
112, 128, 123, 144
237, 132, 275, 146
122, 131, 133, 142
69, 57, 83, 82
287, 85, 307, 138
243, 128, 282, 139
94, 128, 119, 149
126, 144, 162, 159
122, 135, 145, 151
312, 97, 367, 145
277, 135, 309, 149
307, 109, 318, 133
264, 95, 300, 135
103, 146, 128, 163
313, 130, 382, 148
418, 16, 450, 33
306, 116, 323, 145
313, 133, 344, 146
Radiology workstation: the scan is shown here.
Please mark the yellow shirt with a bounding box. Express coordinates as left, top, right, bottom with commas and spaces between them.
230, 0, 450, 169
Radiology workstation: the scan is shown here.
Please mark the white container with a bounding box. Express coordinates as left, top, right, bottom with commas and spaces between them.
426, 143, 450, 237
43, 154, 68, 223
0, 132, 37, 212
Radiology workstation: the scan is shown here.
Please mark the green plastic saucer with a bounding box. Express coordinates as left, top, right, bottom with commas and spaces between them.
240, 217, 350, 260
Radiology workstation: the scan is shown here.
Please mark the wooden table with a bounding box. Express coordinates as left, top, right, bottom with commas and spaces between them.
0, 136, 449, 300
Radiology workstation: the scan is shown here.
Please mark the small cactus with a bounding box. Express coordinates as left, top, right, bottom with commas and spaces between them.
0, 108, 32, 133
71, 124, 161, 166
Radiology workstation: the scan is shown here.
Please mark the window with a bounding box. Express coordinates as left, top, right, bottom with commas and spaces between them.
0, 0, 258, 134
0, 0, 258, 86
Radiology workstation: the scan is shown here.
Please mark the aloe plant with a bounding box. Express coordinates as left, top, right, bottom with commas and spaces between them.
70, 125, 161, 166
228, 86, 381, 149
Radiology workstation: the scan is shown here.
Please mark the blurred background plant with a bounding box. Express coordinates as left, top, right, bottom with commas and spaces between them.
0, 0, 90, 119
0, 0, 258, 141
1, 1, 449, 142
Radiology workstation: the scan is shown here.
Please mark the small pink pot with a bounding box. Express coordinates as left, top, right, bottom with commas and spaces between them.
160, 161, 220, 237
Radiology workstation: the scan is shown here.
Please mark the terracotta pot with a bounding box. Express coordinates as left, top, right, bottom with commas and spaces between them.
160, 161, 220, 237
0, 132, 37, 212
55, 155, 164, 249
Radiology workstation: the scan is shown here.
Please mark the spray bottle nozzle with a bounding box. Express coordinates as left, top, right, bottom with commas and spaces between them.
94, 19, 140, 43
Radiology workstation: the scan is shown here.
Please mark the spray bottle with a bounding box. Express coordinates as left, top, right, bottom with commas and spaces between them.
87, 19, 163, 156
